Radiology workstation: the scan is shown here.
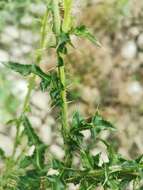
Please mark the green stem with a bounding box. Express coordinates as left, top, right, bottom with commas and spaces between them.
23, 75, 35, 113
62, 0, 72, 33
52, 0, 61, 36
12, 9, 48, 158
52, 0, 73, 171
65, 164, 143, 183
58, 65, 68, 135
52, 0, 69, 137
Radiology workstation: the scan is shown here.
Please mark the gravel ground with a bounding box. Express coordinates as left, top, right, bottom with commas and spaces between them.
0, 0, 143, 162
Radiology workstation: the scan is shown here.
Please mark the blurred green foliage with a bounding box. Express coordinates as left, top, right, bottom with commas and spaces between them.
0, 0, 47, 31
0, 68, 19, 123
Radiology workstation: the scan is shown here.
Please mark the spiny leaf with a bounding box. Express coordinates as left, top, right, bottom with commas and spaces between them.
22, 115, 47, 170
81, 150, 101, 170
52, 159, 64, 170
0, 148, 5, 160
47, 175, 65, 190
32, 64, 51, 82
3, 62, 51, 85
67, 132, 84, 151
40, 78, 51, 92
33, 144, 47, 170
57, 32, 71, 55
22, 115, 42, 146
6, 118, 18, 125
107, 179, 120, 190
81, 150, 94, 169
72, 25, 101, 47
18, 170, 41, 190
49, 72, 63, 107
58, 55, 64, 66
92, 113, 116, 133
19, 156, 32, 168
71, 112, 115, 133
4, 62, 32, 76
72, 112, 84, 128
135, 154, 143, 164
93, 153, 101, 169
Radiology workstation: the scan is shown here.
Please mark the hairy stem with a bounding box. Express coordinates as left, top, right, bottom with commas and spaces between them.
62, 0, 72, 33
52, 0, 69, 137
58, 65, 69, 136
52, 0, 61, 36
65, 163, 143, 183
52, 1, 72, 171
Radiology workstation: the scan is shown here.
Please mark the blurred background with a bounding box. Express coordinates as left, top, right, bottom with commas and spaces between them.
0, 0, 143, 159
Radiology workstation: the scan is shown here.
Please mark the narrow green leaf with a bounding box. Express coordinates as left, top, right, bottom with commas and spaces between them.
18, 170, 41, 190
72, 112, 84, 128
6, 118, 18, 125
34, 144, 47, 170
52, 159, 64, 169
22, 115, 47, 170
4, 62, 50, 80
40, 78, 51, 92
4, 62, 32, 76
31, 64, 51, 82
93, 153, 101, 169
81, 150, 94, 169
19, 156, 32, 168
92, 113, 116, 133
47, 176, 65, 190
22, 115, 42, 146
0, 148, 5, 160
72, 25, 101, 46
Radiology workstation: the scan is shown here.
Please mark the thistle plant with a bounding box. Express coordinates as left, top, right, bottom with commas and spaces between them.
0, 0, 143, 190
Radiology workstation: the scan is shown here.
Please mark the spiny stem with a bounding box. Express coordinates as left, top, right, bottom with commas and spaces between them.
62, 0, 72, 33
52, 0, 69, 138
52, 0, 61, 36
65, 163, 143, 183
52, 1, 71, 172
58, 64, 69, 135
12, 9, 48, 158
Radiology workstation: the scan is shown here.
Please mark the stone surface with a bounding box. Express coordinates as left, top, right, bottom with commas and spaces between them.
0, 50, 9, 62
0, 0, 143, 164
121, 41, 137, 59
29, 115, 41, 129
129, 27, 139, 37
68, 183, 79, 190
0, 134, 13, 156
40, 124, 52, 144
81, 129, 91, 140
4, 26, 19, 39
119, 81, 143, 105
29, 3, 46, 16
81, 86, 101, 105
50, 144, 65, 159
21, 15, 33, 26
11, 79, 28, 100
47, 168, 59, 176
31, 91, 50, 110
20, 30, 39, 44
137, 33, 143, 50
